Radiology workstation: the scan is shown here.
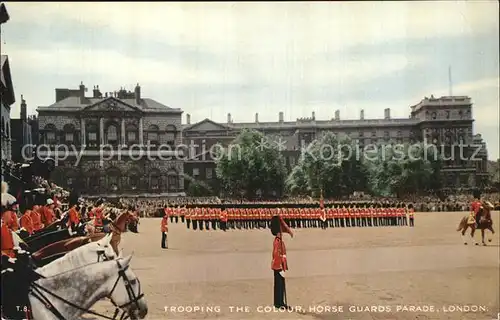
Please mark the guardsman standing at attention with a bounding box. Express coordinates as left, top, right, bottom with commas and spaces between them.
161, 211, 168, 249
270, 213, 293, 310
408, 204, 415, 227
220, 207, 228, 231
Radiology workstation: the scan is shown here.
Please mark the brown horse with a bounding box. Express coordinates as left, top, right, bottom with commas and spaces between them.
457, 201, 495, 246
109, 210, 138, 255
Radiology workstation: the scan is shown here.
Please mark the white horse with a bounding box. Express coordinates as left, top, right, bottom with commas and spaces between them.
30, 255, 147, 320
36, 233, 116, 277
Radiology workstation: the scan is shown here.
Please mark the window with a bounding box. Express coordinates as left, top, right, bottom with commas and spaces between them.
371, 131, 376, 137
89, 132, 97, 141
107, 125, 118, 143
397, 131, 402, 137
47, 132, 56, 143
193, 168, 200, 176
150, 176, 159, 189
206, 168, 213, 179
458, 111, 463, 119
289, 156, 296, 167
431, 112, 437, 120
148, 132, 158, 144
129, 176, 139, 190
359, 131, 364, 138
127, 132, 137, 142
445, 111, 450, 119
67, 178, 73, 186
168, 174, 178, 190
65, 133, 74, 142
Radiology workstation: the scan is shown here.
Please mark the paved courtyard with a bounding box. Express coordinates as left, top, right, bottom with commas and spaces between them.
90, 211, 500, 320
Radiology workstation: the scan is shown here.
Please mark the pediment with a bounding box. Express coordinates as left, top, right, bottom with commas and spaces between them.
184, 118, 229, 132
82, 97, 141, 113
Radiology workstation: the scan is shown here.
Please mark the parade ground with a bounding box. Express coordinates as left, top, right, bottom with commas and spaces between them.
90, 211, 500, 320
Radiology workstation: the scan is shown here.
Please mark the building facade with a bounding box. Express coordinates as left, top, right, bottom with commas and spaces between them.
11, 96, 36, 164
183, 95, 489, 191
1, 55, 15, 180
37, 83, 184, 196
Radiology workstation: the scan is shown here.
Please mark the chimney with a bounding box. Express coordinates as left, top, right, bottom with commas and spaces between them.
186, 113, 191, 125
105, 92, 108, 98
335, 110, 340, 120
360, 109, 365, 120
227, 113, 232, 124
312, 111, 315, 120
134, 83, 141, 105
255, 113, 259, 123
20, 95, 27, 121
384, 108, 391, 119
93, 85, 101, 98
279, 111, 284, 123
79, 81, 85, 103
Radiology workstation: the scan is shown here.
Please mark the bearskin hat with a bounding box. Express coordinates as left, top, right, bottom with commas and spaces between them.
473, 189, 481, 199
68, 189, 80, 207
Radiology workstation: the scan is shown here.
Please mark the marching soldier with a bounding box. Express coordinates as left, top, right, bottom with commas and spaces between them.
219, 207, 228, 231
161, 211, 168, 249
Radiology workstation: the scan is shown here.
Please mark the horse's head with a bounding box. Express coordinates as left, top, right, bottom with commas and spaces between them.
95, 233, 116, 261
109, 254, 148, 319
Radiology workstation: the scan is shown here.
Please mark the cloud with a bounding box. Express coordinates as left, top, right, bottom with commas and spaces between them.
5, 44, 247, 86
6, 2, 498, 57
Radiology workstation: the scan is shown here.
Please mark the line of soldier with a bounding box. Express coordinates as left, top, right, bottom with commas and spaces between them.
163, 203, 415, 231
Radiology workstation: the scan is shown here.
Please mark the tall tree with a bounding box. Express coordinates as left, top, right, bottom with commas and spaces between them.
215, 129, 286, 199
364, 142, 442, 197
285, 132, 367, 198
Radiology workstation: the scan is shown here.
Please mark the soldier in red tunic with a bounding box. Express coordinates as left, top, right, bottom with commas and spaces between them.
270, 214, 293, 309
161, 211, 168, 249
471, 189, 482, 227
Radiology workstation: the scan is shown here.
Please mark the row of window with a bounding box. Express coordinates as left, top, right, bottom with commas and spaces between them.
427, 110, 470, 120
69, 175, 180, 190
192, 167, 214, 179
43, 130, 177, 146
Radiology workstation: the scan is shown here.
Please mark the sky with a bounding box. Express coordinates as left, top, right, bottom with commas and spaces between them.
2, 1, 499, 159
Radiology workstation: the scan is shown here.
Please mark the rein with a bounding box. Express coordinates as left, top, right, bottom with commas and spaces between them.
29, 254, 142, 320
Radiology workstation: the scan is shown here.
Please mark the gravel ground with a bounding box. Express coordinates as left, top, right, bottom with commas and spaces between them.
87, 211, 500, 320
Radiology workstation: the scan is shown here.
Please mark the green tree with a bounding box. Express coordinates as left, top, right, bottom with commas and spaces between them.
364, 142, 442, 197
184, 174, 214, 197
215, 129, 287, 199
285, 132, 367, 198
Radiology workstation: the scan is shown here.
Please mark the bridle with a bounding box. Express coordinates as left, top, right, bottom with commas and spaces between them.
29, 259, 144, 320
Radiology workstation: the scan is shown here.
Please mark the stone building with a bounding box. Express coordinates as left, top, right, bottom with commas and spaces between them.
11, 96, 36, 164
183, 95, 489, 191
36, 83, 184, 196
1, 55, 15, 180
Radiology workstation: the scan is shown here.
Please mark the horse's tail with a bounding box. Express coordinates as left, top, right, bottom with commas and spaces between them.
457, 216, 466, 231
